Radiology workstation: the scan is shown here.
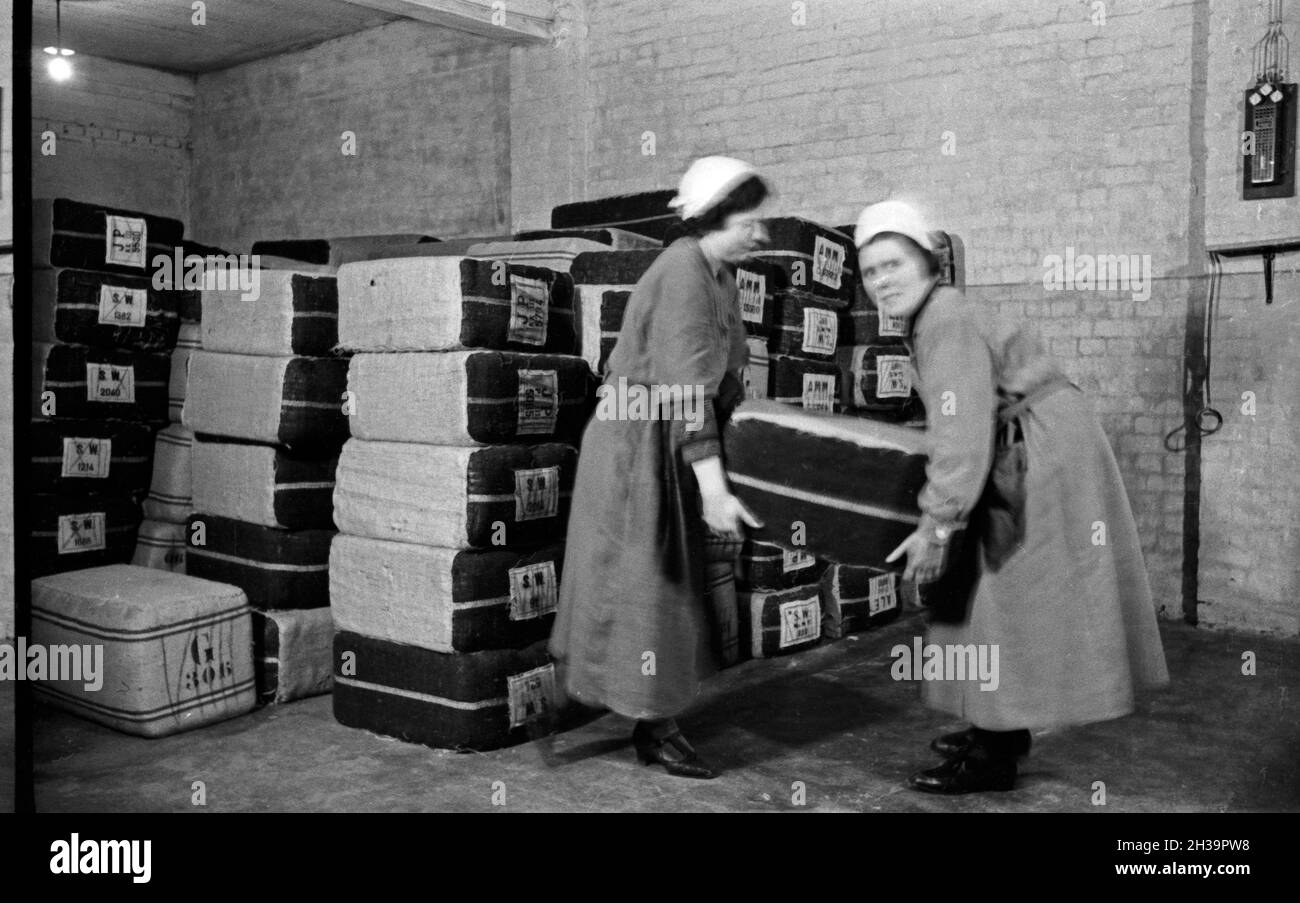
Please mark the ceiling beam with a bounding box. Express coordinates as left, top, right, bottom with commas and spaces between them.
340, 0, 555, 44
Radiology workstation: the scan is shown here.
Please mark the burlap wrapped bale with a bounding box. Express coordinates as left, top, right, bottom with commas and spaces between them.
464, 237, 612, 273
739, 584, 823, 658
736, 539, 826, 591
750, 218, 855, 307
332, 632, 562, 751
741, 336, 770, 400
142, 425, 194, 523
251, 234, 433, 272
330, 534, 563, 653
192, 438, 336, 530
31, 564, 254, 737
768, 291, 841, 360
131, 518, 188, 573
32, 268, 180, 351
734, 259, 781, 338
550, 190, 679, 241
347, 350, 593, 446
252, 607, 334, 704
819, 563, 901, 638
768, 354, 841, 412
169, 321, 201, 422
30, 492, 142, 578
200, 271, 338, 356
512, 228, 661, 249
834, 344, 918, 418
724, 399, 927, 568
333, 439, 576, 549
31, 419, 154, 495
185, 513, 333, 610
182, 351, 349, 451
337, 257, 575, 354
32, 342, 170, 422
569, 249, 663, 374
32, 198, 184, 276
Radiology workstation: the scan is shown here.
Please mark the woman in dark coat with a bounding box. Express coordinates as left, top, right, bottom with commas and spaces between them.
856, 201, 1170, 794
549, 157, 770, 779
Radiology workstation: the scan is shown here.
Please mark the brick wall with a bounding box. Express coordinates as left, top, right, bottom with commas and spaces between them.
1197, 266, 1299, 636
31, 51, 194, 221
190, 19, 511, 251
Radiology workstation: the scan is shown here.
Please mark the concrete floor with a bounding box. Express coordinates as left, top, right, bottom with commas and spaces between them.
9, 615, 1300, 812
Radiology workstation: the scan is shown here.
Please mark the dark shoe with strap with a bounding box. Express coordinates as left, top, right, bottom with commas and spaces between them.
908, 752, 1018, 794
931, 726, 1031, 759
632, 723, 718, 780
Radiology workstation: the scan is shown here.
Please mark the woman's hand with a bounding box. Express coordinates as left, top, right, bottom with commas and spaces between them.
886, 530, 949, 584
701, 491, 763, 542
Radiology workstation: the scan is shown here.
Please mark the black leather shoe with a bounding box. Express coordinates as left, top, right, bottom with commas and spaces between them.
908, 753, 1017, 794
632, 723, 718, 780
931, 727, 1031, 759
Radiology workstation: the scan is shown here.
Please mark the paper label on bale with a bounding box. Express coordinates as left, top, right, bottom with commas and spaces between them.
778, 597, 820, 648
508, 560, 558, 620
868, 573, 897, 615
514, 466, 559, 521
508, 274, 549, 346
781, 548, 816, 573
801, 308, 838, 356
516, 369, 559, 436
879, 312, 908, 337
737, 268, 766, 324
105, 215, 148, 269
97, 285, 149, 327
801, 373, 835, 412
876, 355, 912, 399
86, 363, 136, 404
60, 437, 112, 478
57, 512, 106, 555
507, 663, 557, 728
812, 236, 844, 290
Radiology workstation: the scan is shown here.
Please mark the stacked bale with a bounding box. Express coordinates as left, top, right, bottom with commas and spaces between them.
183, 265, 347, 705
330, 253, 584, 750
734, 541, 827, 660
30, 198, 185, 577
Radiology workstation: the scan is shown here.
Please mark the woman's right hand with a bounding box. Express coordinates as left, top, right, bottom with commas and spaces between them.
701, 491, 763, 542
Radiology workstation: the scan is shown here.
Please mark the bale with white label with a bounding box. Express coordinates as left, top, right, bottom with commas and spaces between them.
749, 218, 855, 307
32, 268, 180, 351
31, 564, 255, 737
768, 354, 841, 412
182, 351, 349, 451
337, 257, 574, 354
32, 342, 170, 422
252, 607, 334, 704
347, 350, 593, 446
741, 337, 770, 401
332, 632, 562, 751
31, 419, 154, 495
819, 564, 901, 638
185, 513, 333, 610
330, 534, 563, 653
192, 438, 336, 530
834, 345, 919, 417
738, 584, 823, 658
200, 271, 338, 356
32, 198, 184, 276
30, 492, 143, 578
333, 439, 576, 549
768, 291, 841, 360
736, 539, 826, 591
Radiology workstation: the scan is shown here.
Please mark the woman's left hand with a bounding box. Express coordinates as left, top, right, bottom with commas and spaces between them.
885, 530, 949, 584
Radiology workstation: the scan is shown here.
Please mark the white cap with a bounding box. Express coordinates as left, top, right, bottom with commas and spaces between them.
854, 200, 934, 252
669, 156, 761, 220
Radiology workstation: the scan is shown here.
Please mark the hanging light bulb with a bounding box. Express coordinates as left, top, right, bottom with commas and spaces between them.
44, 0, 75, 82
